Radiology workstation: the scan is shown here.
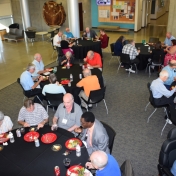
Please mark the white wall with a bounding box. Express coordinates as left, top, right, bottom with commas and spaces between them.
135, 0, 143, 31
0, 1, 12, 17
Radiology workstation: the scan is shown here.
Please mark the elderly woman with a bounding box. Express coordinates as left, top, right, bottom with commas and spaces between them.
59, 51, 75, 66
0, 111, 13, 134
60, 35, 74, 55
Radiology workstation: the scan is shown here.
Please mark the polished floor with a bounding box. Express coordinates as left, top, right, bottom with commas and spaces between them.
0, 13, 168, 90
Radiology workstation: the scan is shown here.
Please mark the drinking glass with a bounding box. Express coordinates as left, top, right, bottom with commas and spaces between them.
63, 158, 71, 169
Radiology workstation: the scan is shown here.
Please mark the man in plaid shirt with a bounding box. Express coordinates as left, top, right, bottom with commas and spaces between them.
122, 39, 140, 73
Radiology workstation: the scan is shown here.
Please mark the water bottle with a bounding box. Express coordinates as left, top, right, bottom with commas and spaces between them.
76, 144, 81, 157
148, 46, 150, 52
66, 62, 70, 69
77, 40, 79, 45
9, 132, 15, 143
16, 129, 21, 137
70, 74, 73, 82
34, 138, 40, 147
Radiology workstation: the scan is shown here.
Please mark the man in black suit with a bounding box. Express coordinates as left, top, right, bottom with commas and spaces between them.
82, 27, 97, 39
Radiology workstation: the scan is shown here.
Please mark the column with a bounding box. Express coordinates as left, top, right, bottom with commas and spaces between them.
20, 0, 31, 30
67, 0, 80, 38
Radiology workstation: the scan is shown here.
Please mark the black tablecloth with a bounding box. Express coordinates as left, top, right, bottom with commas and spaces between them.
0, 126, 89, 176
72, 38, 102, 60
41, 64, 104, 105
135, 43, 155, 70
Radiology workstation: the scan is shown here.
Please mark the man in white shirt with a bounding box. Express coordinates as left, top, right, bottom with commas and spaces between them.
53, 31, 63, 56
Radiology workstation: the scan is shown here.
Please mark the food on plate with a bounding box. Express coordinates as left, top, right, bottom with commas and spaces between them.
0, 146, 3, 151
53, 145, 61, 150
67, 139, 81, 149
30, 127, 35, 131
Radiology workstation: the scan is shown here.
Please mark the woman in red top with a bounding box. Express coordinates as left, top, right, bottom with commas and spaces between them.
99, 29, 108, 49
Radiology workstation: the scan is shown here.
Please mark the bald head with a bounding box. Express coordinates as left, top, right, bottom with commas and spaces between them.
63, 93, 74, 110
83, 68, 91, 77
87, 50, 94, 59
65, 28, 70, 32
34, 53, 42, 62
86, 27, 90, 33
166, 32, 172, 39
58, 31, 62, 37
90, 151, 108, 169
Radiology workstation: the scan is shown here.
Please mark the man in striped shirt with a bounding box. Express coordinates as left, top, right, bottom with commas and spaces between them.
18, 99, 48, 129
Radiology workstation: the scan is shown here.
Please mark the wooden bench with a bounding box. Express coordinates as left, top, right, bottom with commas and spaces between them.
97, 25, 129, 33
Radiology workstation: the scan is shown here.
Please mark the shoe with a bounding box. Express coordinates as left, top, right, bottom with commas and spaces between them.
128, 68, 135, 73
166, 118, 172, 124
125, 69, 129, 71
88, 104, 92, 107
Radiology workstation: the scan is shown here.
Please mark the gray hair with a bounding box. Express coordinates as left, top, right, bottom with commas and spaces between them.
0, 111, 4, 121
159, 70, 169, 78
27, 63, 35, 71
83, 68, 91, 77
65, 51, 72, 58
62, 34, 67, 40
91, 151, 108, 169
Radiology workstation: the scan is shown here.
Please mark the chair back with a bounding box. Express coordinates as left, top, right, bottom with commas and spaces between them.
17, 78, 28, 97
100, 121, 116, 154
45, 93, 64, 107
169, 105, 176, 126
152, 52, 164, 64
120, 53, 131, 64
88, 87, 106, 104
149, 37, 159, 43
110, 43, 115, 53
25, 31, 36, 38
120, 160, 135, 176
9, 23, 19, 29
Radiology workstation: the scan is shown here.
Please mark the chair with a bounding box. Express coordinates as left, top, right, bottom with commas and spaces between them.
9, 23, 19, 29
109, 43, 120, 65
120, 160, 135, 176
158, 128, 176, 176
25, 31, 36, 43
149, 37, 159, 43
145, 83, 169, 128
45, 93, 64, 113
102, 36, 110, 53
81, 87, 108, 114
100, 121, 116, 154
17, 78, 43, 105
117, 53, 138, 76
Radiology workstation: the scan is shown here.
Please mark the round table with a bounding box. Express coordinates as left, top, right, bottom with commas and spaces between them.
36, 31, 48, 41
0, 126, 89, 176
135, 43, 155, 70
72, 38, 102, 60
40, 64, 104, 105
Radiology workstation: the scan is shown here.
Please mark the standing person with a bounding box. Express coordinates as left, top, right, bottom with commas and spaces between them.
64, 27, 74, 38
82, 27, 97, 39
53, 31, 63, 56
99, 29, 108, 49
163, 32, 175, 47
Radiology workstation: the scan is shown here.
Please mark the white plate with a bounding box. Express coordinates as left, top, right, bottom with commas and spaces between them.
43, 72, 50, 75
144, 44, 149, 46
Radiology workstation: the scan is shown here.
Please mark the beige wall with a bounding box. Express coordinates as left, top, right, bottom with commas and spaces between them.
11, 0, 91, 31
167, 0, 176, 36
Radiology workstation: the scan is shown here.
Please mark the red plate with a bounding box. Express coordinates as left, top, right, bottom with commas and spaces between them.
65, 138, 82, 150
64, 64, 73, 67
60, 80, 70, 85
24, 132, 39, 142
0, 133, 9, 143
67, 165, 83, 176
41, 133, 57, 144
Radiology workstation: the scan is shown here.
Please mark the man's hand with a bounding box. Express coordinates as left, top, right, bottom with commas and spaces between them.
37, 123, 44, 129
85, 162, 95, 169
84, 58, 87, 62
57, 41, 60, 44
23, 122, 30, 127
74, 127, 82, 133
138, 50, 140, 53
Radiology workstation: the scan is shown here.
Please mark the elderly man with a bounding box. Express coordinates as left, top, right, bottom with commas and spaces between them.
32, 53, 49, 77
82, 27, 97, 39
162, 60, 176, 89
150, 70, 176, 106
163, 32, 175, 47
18, 99, 48, 129
59, 51, 75, 66
0, 111, 13, 134
64, 27, 74, 38
99, 29, 108, 49
86, 151, 121, 176
52, 93, 82, 132
122, 39, 140, 73
75, 112, 109, 155
84, 51, 102, 70
20, 63, 43, 102
42, 73, 66, 96
76, 68, 100, 108
53, 31, 63, 56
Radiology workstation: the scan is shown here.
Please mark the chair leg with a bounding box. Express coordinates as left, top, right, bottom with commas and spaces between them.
103, 99, 108, 114
36, 96, 44, 105
117, 56, 120, 65
149, 65, 151, 77
135, 64, 138, 74
147, 108, 157, 123
117, 62, 122, 73
164, 107, 169, 118
161, 120, 168, 136
109, 56, 113, 65
145, 102, 150, 111
52, 50, 56, 58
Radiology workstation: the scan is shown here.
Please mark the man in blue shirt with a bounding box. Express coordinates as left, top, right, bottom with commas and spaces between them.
163, 32, 175, 46
162, 60, 176, 89
63, 28, 74, 38
85, 150, 121, 176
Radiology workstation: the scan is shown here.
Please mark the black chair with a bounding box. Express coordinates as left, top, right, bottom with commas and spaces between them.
100, 121, 116, 154
45, 93, 64, 113
81, 87, 108, 114
25, 31, 36, 43
117, 53, 138, 76
149, 37, 159, 43
9, 23, 19, 29
109, 43, 120, 65
120, 160, 135, 176
158, 127, 176, 176
17, 78, 43, 105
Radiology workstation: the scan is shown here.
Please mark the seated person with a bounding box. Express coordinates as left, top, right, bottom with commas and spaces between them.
0, 111, 13, 134
76, 68, 100, 108
162, 60, 176, 90
163, 32, 175, 47
84, 51, 102, 70
63, 27, 74, 38
171, 160, 176, 176
42, 73, 66, 96
114, 36, 125, 56
150, 70, 176, 106
32, 53, 49, 77
75, 112, 109, 155
18, 99, 49, 129
82, 27, 97, 39
59, 51, 75, 66
20, 63, 44, 103
52, 93, 82, 132
86, 151, 121, 176
99, 29, 108, 49
60, 35, 74, 55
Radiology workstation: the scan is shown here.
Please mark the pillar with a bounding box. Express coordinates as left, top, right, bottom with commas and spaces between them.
67, 0, 80, 38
